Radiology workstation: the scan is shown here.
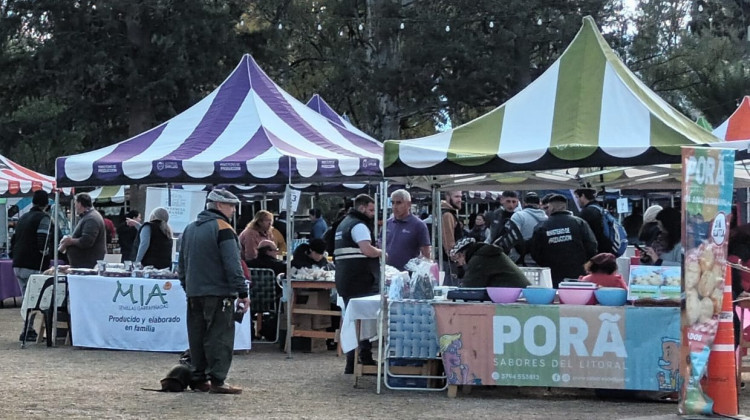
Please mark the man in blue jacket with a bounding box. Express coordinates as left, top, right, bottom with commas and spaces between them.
179, 188, 249, 394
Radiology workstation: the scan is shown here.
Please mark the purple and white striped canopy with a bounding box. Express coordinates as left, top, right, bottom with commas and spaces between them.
56, 55, 383, 188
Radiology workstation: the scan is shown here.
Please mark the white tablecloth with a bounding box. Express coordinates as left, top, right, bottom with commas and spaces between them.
21, 274, 67, 320
339, 294, 380, 353
68, 275, 251, 352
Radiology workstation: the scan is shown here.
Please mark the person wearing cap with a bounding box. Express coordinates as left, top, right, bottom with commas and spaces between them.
334, 193, 382, 373
449, 237, 530, 289
178, 188, 248, 394
59, 192, 107, 269
248, 239, 287, 276
506, 192, 548, 266
575, 187, 613, 255
11, 189, 54, 342
529, 194, 598, 287
385, 189, 431, 271
291, 238, 329, 270
487, 190, 519, 245
580, 252, 627, 289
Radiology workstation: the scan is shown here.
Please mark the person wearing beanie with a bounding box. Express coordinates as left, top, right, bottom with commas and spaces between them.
638, 204, 663, 252
11, 189, 53, 341
178, 188, 247, 394
580, 252, 627, 289
291, 238, 329, 269
449, 237, 530, 289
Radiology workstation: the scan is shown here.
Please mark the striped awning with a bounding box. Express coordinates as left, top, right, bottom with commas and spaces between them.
713, 96, 750, 142
56, 55, 383, 188
384, 16, 720, 180
0, 154, 60, 197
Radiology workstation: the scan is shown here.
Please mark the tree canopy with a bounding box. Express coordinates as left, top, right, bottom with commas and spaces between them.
0, 0, 748, 175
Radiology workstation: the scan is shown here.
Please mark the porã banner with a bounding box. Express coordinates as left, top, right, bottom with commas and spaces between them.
678, 147, 735, 415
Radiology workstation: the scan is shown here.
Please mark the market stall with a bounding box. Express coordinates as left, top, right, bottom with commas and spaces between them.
377, 16, 726, 396
53, 55, 385, 353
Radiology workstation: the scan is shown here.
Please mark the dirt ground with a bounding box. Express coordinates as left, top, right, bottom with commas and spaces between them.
1, 298, 748, 420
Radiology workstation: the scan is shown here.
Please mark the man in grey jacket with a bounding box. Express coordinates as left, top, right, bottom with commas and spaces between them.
179, 189, 249, 395
59, 192, 106, 268
508, 192, 548, 266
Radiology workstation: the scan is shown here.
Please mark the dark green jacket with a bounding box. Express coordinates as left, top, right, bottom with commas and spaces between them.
460, 243, 530, 288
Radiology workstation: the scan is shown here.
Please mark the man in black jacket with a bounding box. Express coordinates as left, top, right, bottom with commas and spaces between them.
487, 190, 519, 244
576, 187, 611, 255
530, 194, 598, 287
11, 190, 52, 341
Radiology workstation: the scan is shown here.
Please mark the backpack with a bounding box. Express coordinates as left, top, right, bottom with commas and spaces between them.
591, 204, 628, 257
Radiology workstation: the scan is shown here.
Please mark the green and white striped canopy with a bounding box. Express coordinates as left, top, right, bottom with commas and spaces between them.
384, 16, 720, 179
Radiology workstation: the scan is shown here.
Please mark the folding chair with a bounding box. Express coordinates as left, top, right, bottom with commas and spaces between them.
22, 276, 69, 348
249, 268, 280, 343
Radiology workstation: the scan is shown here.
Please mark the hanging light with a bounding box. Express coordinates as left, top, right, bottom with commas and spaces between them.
339, 29, 344, 37
489, 21, 495, 28
537, 18, 543, 25
358, 23, 364, 31
445, 24, 450, 32
698, 4, 703, 12
400, 22, 405, 30
317, 23, 322, 31
278, 22, 283, 30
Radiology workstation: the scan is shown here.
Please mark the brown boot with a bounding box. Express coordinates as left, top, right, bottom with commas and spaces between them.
190, 381, 210, 392
209, 383, 243, 394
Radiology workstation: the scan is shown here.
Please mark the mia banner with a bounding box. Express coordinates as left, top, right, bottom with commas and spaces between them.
68, 275, 251, 352
679, 147, 735, 415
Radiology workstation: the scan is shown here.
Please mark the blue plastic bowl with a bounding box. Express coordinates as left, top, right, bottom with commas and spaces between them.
594, 288, 628, 306
522, 287, 556, 305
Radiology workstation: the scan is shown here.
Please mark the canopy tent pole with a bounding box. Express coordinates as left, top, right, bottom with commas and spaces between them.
435, 185, 443, 280
261, 193, 267, 211
284, 182, 293, 359
376, 179, 388, 394
51, 189, 60, 347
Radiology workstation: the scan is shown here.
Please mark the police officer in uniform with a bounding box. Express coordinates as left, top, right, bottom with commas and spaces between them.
334, 194, 382, 374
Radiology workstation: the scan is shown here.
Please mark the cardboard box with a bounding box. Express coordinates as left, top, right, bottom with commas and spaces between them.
295, 290, 330, 310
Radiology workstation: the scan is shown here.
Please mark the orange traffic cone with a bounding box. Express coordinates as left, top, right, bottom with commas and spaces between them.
703, 265, 739, 416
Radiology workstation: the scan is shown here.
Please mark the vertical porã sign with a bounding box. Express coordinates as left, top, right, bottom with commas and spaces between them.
679, 147, 735, 415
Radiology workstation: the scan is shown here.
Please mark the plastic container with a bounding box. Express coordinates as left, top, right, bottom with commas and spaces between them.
522, 287, 556, 305
558, 288, 596, 305
594, 288, 628, 306
486, 287, 522, 304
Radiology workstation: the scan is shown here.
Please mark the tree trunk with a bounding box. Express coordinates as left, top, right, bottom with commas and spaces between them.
125, 4, 153, 215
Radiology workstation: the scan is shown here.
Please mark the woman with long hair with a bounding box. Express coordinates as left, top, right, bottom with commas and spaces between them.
134, 207, 174, 269
641, 207, 682, 266
239, 210, 273, 262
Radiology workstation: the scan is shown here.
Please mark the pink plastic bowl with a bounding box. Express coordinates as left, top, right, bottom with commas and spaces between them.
558, 288, 596, 305
486, 287, 522, 304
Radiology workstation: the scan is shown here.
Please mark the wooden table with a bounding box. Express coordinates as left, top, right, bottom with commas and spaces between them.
285, 280, 340, 355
